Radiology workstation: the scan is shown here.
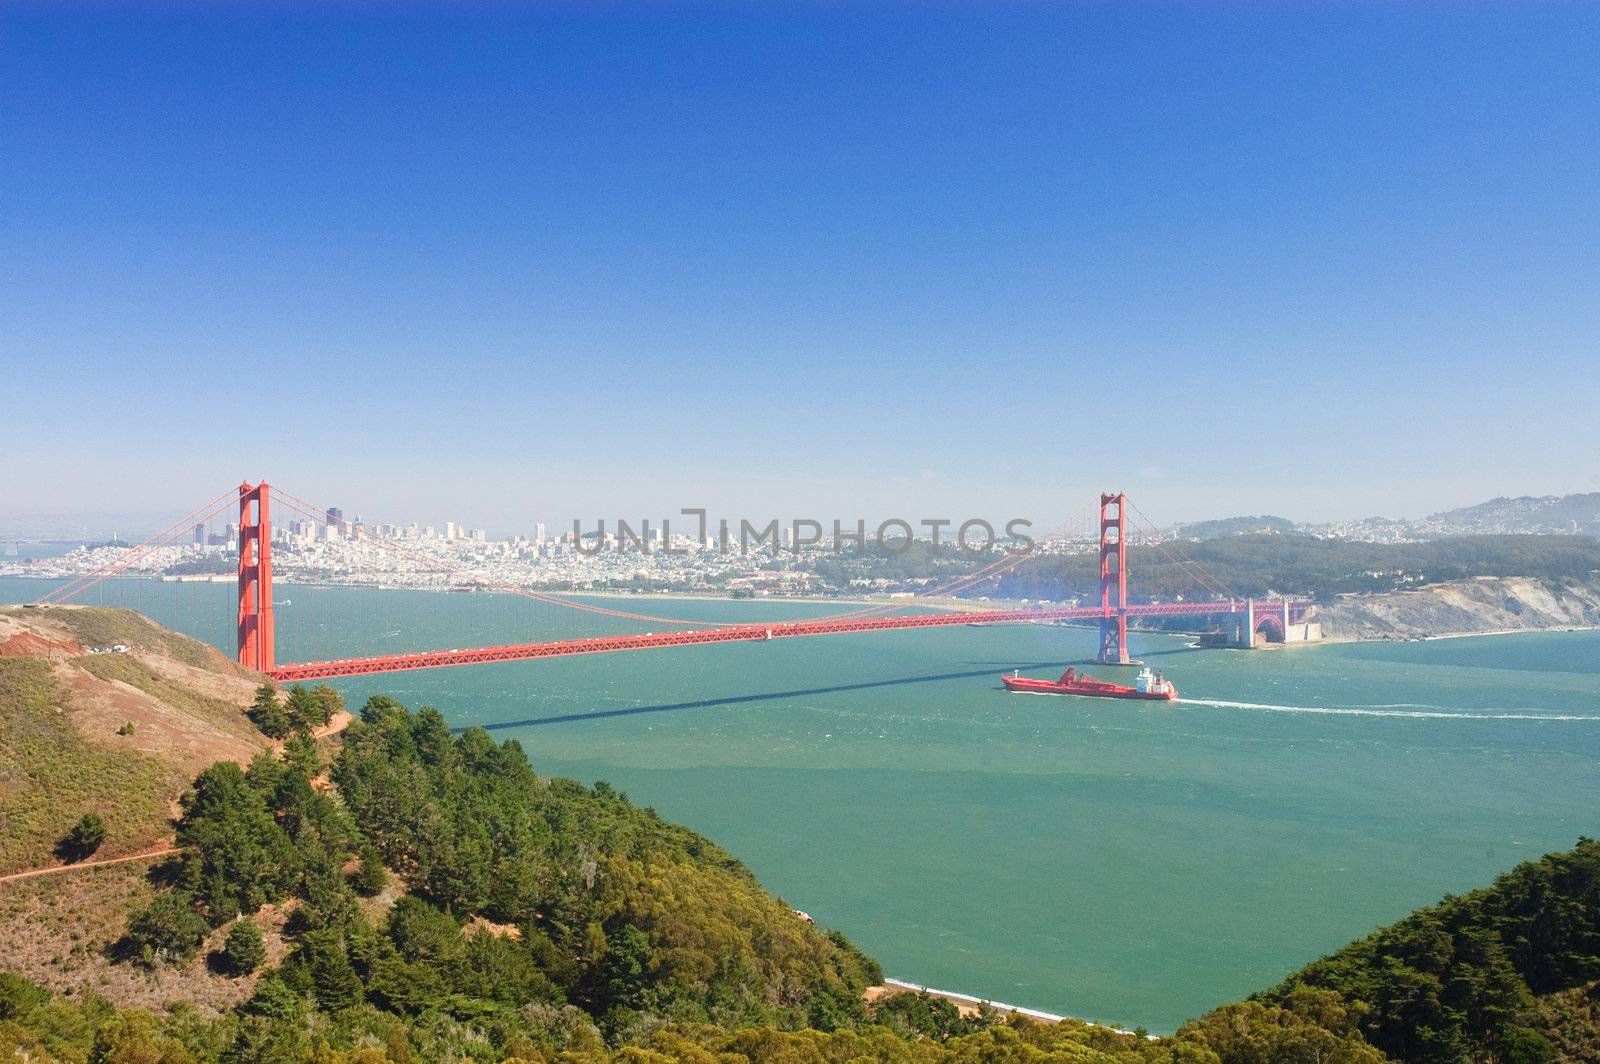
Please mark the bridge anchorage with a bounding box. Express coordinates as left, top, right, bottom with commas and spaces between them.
220, 482, 1315, 682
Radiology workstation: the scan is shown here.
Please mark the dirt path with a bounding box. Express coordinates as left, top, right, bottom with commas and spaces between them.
313, 710, 353, 740
0, 841, 179, 885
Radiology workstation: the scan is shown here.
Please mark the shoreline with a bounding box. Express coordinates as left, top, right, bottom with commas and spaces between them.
1307, 623, 1600, 647
868, 978, 1151, 1038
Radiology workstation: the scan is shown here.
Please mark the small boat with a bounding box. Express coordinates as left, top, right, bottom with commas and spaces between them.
1002, 666, 1178, 701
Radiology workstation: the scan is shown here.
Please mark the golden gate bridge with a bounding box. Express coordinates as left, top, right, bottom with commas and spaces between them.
32, 482, 1311, 682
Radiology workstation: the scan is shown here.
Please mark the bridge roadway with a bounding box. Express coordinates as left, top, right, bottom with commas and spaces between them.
266, 599, 1301, 681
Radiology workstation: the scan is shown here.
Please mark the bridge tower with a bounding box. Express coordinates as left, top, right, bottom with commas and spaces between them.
1097, 491, 1130, 665
237, 482, 275, 673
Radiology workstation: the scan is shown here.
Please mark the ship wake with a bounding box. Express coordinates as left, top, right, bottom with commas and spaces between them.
1181, 698, 1595, 722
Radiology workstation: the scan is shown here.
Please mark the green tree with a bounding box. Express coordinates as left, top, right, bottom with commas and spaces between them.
248, 684, 292, 739
387, 896, 465, 970
366, 955, 450, 1016
221, 918, 267, 975
89, 1011, 196, 1064
458, 929, 564, 1007
312, 683, 345, 725
1269, 839, 1600, 1063
282, 928, 365, 1012
295, 829, 361, 932
240, 974, 307, 1021
596, 924, 652, 1012
0, 972, 50, 1021
873, 990, 973, 1039
57, 812, 107, 861
174, 761, 300, 921
281, 732, 320, 783
285, 684, 322, 733
352, 841, 388, 897
126, 893, 209, 966
1179, 992, 1388, 1064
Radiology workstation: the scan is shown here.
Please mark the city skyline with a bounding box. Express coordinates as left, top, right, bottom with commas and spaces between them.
5, 3, 1598, 529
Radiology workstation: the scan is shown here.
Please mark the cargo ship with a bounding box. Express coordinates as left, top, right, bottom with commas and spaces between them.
1001, 666, 1178, 701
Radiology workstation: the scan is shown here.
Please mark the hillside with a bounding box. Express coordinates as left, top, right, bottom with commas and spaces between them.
0, 606, 267, 875
1316, 576, 1600, 640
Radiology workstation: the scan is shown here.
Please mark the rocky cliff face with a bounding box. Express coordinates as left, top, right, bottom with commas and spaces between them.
1315, 576, 1600, 640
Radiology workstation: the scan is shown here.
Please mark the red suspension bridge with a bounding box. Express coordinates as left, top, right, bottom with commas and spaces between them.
34, 483, 1311, 682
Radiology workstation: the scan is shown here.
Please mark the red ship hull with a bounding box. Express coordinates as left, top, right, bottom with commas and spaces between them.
1001, 669, 1178, 701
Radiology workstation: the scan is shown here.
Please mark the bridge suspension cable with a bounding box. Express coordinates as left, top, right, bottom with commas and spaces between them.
32, 487, 240, 606
1123, 497, 1238, 602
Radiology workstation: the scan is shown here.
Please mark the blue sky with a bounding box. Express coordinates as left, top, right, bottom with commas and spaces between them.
3, 2, 1598, 535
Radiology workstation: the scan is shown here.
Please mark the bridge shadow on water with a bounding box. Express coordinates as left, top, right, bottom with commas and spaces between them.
462, 660, 1076, 732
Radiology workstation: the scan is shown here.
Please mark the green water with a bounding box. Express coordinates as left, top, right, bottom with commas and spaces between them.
7, 577, 1599, 1031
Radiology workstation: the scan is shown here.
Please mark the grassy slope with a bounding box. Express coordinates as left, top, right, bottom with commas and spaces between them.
0, 657, 179, 874
76, 653, 263, 745
34, 607, 222, 670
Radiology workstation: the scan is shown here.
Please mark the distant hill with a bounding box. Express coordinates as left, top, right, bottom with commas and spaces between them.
1173, 515, 1298, 539
1168, 493, 1600, 544
1423, 493, 1600, 535
992, 533, 1600, 605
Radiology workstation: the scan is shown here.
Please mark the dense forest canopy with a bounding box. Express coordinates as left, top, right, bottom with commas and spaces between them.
1266, 839, 1600, 1064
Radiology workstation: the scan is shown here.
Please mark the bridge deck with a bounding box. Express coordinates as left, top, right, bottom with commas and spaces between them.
267, 599, 1304, 681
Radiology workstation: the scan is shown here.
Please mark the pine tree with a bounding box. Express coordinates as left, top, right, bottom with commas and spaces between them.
248, 684, 292, 739
127, 894, 208, 966
312, 683, 345, 725
285, 685, 322, 733
57, 812, 106, 861
352, 841, 388, 897
222, 918, 267, 975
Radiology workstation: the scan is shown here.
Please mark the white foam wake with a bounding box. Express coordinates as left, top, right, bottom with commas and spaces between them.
1181, 698, 1594, 722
